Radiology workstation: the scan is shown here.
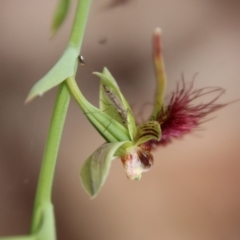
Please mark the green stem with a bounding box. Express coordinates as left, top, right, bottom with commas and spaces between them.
0, 1, 92, 239
31, 83, 70, 233
30, 0, 92, 236
69, 0, 92, 50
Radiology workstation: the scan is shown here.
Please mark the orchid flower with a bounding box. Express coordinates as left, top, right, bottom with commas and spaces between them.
66, 28, 230, 198
67, 68, 161, 198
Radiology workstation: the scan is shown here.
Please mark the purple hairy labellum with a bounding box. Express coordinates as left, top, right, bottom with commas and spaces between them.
142, 28, 239, 150
148, 77, 230, 147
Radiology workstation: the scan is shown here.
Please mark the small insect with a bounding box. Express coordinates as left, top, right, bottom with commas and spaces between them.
102, 84, 129, 124
78, 55, 85, 66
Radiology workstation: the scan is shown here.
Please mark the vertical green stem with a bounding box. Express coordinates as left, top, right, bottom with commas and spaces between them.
30, 0, 92, 237
0, 0, 92, 240
31, 83, 70, 233
68, 0, 92, 50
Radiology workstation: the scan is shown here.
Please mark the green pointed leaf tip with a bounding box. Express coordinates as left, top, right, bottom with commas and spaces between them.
102, 67, 120, 89
26, 46, 78, 102
51, 0, 72, 35
80, 142, 129, 198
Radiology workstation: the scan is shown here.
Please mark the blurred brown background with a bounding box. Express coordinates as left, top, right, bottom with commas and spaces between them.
1, 0, 240, 239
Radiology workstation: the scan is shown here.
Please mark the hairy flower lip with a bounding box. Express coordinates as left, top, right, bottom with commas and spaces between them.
147, 75, 235, 147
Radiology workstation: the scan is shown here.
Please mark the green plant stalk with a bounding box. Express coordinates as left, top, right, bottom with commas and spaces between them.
68, 0, 91, 50
30, 83, 70, 233
30, 0, 92, 235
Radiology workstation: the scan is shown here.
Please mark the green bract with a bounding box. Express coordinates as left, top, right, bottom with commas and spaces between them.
26, 46, 78, 103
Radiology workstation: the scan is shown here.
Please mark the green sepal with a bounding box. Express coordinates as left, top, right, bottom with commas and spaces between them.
83, 106, 130, 143
51, 0, 72, 35
94, 68, 137, 141
80, 141, 130, 198
98, 68, 119, 112
99, 83, 124, 126
96, 67, 132, 134
26, 45, 79, 103
134, 120, 161, 146
100, 67, 120, 90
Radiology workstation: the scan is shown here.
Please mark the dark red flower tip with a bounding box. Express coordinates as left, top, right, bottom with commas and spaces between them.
149, 75, 231, 147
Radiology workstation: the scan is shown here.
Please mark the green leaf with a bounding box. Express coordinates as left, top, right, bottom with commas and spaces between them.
51, 0, 72, 35
80, 141, 130, 198
26, 45, 78, 103
134, 120, 161, 146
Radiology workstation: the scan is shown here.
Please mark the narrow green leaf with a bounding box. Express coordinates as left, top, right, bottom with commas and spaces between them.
51, 0, 72, 35
134, 120, 161, 146
26, 45, 78, 103
80, 141, 130, 198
